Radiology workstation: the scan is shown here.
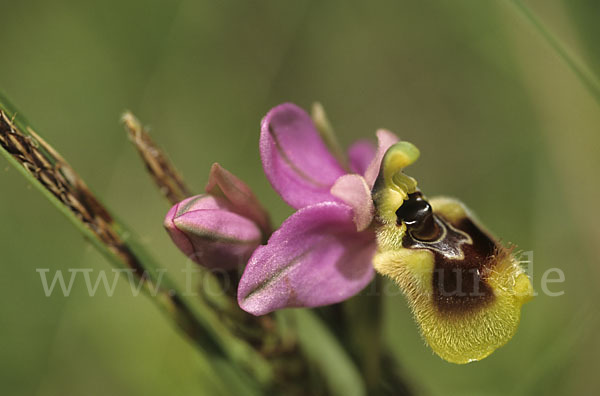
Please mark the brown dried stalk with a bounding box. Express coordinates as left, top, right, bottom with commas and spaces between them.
0, 110, 146, 275
122, 112, 192, 204
0, 108, 276, 387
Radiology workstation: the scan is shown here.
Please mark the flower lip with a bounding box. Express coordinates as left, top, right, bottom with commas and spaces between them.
373, 190, 533, 364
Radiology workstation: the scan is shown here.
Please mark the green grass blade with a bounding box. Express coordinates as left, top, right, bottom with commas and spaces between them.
290, 309, 367, 396
0, 93, 272, 390
508, 0, 600, 106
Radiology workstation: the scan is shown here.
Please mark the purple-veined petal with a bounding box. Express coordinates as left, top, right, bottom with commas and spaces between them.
238, 202, 376, 315
348, 140, 376, 175
331, 175, 374, 232
165, 195, 261, 270
363, 129, 399, 189
260, 103, 346, 209
206, 163, 271, 235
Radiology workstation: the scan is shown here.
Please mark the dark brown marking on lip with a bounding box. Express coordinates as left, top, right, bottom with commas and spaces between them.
398, 194, 498, 315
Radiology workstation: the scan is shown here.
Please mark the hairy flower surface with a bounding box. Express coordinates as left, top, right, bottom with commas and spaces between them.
371, 143, 533, 363
237, 103, 400, 315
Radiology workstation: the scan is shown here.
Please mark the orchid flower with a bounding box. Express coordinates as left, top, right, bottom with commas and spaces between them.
164, 102, 533, 364
237, 103, 399, 315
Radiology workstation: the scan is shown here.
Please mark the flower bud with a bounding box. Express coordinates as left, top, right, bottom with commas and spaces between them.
206, 163, 271, 236
164, 195, 262, 270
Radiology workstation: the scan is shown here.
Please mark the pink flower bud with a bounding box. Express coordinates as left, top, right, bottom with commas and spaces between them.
164, 195, 262, 270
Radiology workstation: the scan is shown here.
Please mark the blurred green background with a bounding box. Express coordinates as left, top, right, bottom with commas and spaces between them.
1, 0, 599, 395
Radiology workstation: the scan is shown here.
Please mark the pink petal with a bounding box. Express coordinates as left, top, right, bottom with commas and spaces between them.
205, 163, 271, 235
165, 195, 261, 270
260, 103, 346, 209
363, 129, 399, 189
330, 175, 374, 232
238, 202, 376, 315
348, 140, 376, 175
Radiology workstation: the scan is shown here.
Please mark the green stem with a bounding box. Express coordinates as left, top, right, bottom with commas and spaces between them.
508, 0, 600, 106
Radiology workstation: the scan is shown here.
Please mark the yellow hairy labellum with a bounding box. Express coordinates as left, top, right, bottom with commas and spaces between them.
372, 143, 533, 364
